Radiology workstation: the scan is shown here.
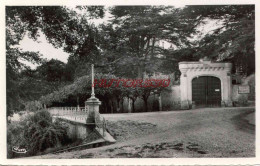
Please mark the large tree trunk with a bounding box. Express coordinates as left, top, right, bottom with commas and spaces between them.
132, 99, 136, 113
137, 65, 143, 78
143, 97, 148, 112
142, 37, 151, 78
128, 98, 132, 113
109, 100, 113, 114
158, 93, 162, 111
121, 99, 124, 113
151, 37, 156, 59
77, 96, 79, 108
104, 101, 107, 113
116, 98, 121, 113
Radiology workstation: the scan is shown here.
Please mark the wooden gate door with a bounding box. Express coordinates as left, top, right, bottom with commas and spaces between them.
192, 76, 221, 107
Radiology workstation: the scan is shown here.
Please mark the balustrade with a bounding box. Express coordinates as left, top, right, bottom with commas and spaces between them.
48, 107, 89, 116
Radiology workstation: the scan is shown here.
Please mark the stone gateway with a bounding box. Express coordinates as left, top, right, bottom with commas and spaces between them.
179, 59, 233, 109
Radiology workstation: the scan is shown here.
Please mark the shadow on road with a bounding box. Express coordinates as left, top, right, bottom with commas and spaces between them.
231, 109, 255, 134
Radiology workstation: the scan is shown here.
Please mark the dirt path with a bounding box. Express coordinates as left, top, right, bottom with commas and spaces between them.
28, 107, 255, 158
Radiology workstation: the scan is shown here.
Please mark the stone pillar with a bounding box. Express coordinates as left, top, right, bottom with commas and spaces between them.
223, 64, 233, 107
85, 64, 102, 131
85, 97, 101, 132
179, 66, 190, 109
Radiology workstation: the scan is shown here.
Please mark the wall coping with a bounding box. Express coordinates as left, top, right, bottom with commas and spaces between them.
54, 116, 87, 125
179, 61, 232, 70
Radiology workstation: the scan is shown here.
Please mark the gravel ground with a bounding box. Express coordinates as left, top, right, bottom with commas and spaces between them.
244, 112, 255, 125
106, 120, 157, 142
28, 107, 255, 158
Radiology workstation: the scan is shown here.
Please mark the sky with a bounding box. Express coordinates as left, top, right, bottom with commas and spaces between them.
16, 5, 220, 69
19, 32, 69, 66
17, 6, 113, 69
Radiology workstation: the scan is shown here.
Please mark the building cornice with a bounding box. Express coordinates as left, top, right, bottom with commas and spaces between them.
179, 61, 232, 73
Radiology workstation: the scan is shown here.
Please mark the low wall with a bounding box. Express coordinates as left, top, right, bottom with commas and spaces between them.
162, 85, 181, 110
53, 116, 88, 140
232, 85, 246, 101
122, 85, 181, 112
231, 74, 255, 106
121, 73, 255, 112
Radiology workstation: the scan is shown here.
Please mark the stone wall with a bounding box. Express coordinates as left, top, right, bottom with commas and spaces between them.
161, 85, 181, 110
107, 73, 255, 113
122, 85, 181, 112
122, 73, 255, 112
231, 74, 255, 106
53, 117, 88, 141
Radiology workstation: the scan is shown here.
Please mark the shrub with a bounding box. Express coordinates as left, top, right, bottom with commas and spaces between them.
7, 122, 27, 158
7, 109, 69, 158
237, 95, 248, 106
248, 76, 255, 101
25, 100, 43, 112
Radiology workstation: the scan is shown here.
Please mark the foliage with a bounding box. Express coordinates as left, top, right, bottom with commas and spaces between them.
40, 72, 171, 113
7, 121, 27, 158
96, 6, 202, 78
248, 75, 255, 101
183, 5, 255, 75
236, 95, 248, 107
6, 5, 255, 115
6, 59, 70, 116
6, 49, 43, 115
6, 6, 104, 52
136, 78, 172, 112
6, 6, 104, 116
24, 100, 43, 112
37, 59, 67, 82
7, 109, 69, 158
40, 73, 117, 106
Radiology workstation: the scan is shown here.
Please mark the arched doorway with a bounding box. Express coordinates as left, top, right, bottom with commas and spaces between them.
192, 76, 221, 107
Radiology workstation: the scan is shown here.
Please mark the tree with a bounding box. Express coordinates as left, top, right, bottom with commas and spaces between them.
38, 6, 204, 112
183, 5, 255, 75
6, 51, 42, 115
126, 87, 140, 113
97, 6, 202, 78
6, 6, 104, 115
135, 78, 170, 112
36, 59, 66, 82
8, 5, 254, 114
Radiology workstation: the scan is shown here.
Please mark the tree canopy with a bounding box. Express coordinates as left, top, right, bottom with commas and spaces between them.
6, 6, 104, 115
183, 5, 255, 74
97, 6, 202, 77
6, 5, 255, 115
